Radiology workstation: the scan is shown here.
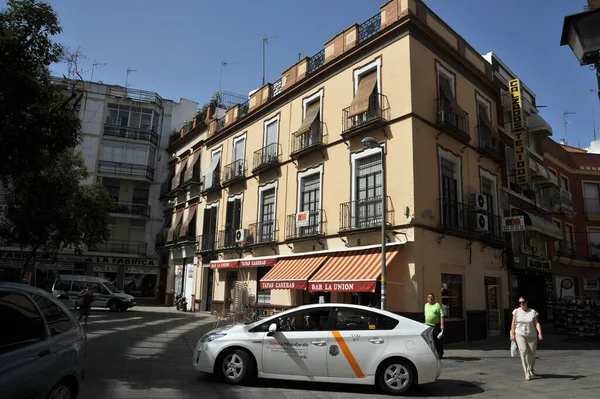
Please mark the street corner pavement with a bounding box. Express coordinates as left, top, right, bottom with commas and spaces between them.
77, 306, 600, 399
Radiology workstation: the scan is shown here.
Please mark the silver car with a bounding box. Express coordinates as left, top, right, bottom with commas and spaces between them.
0, 282, 86, 399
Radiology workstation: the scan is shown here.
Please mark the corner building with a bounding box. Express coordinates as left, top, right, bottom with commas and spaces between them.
191, 0, 510, 342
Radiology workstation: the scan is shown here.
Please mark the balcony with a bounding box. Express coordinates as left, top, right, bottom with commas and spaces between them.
197, 234, 217, 254
342, 93, 390, 140
435, 98, 471, 144
217, 229, 238, 250
554, 240, 576, 259
201, 170, 221, 195
339, 196, 393, 232
88, 240, 147, 255
248, 220, 279, 245
476, 125, 502, 162
222, 160, 247, 186
98, 161, 154, 181
584, 197, 600, 218
285, 209, 325, 241
437, 198, 506, 245
290, 123, 327, 159
111, 201, 150, 217
181, 171, 201, 188
159, 180, 173, 200
252, 143, 282, 174
103, 125, 158, 145
155, 228, 169, 249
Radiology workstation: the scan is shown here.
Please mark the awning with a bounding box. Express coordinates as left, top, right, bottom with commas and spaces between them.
184, 150, 201, 181
348, 71, 377, 117
308, 248, 400, 293
204, 151, 221, 188
179, 205, 197, 238
478, 104, 500, 138
511, 209, 562, 240
294, 102, 320, 136
171, 161, 184, 188
527, 113, 552, 136
166, 210, 184, 242
259, 255, 328, 290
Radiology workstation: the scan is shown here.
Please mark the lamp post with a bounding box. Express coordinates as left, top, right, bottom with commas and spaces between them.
361, 137, 387, 310
560, 2, 600, 100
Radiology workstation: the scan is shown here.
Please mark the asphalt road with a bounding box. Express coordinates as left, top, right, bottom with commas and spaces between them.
77, 306, 600, 399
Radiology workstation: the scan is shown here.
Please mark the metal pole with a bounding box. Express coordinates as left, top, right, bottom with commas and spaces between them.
262, 37, 266, 86
380, 145, 387, 311
590, 89, 597, 140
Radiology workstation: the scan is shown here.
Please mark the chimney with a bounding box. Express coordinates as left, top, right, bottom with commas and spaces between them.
560, 138, 566, 145
206, 104, 216, 120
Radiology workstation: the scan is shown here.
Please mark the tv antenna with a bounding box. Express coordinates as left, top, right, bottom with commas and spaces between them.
219, 59, 238, 96
590, 89, 597, 140
563, 109, 576, 145
90, 61, 106, 82
262, 34, 278, 86
125, 67, 137, 88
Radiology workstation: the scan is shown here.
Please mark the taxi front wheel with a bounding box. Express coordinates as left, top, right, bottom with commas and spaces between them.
376, 358, 415, 395
219, 349, 254, 385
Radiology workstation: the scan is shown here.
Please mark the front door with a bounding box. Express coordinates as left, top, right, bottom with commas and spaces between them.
261, 307, 331, 377
225, 271, 238, 312
484, 277, 500, 335
205, 268, 214, 312
326, 306, 390, 379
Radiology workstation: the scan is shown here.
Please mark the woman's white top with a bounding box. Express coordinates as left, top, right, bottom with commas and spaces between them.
512, 307, 538, 337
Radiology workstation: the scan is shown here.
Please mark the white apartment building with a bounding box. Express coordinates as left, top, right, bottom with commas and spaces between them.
0, 79, 198, 300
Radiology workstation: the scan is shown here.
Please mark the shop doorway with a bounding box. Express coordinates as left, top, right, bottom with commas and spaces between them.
205, 268, 214, 312
224, 270, 238, 312
484, 277, 501, 335
515, 271, 548, 322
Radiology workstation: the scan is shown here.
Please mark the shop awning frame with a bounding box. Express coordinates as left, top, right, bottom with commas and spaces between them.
513, 209, 562, 240
259, 255, 329, 290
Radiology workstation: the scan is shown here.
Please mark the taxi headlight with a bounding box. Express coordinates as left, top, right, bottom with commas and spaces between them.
200, 332, 227, 343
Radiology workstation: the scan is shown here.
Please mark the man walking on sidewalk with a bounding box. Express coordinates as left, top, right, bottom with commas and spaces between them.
425, 293, 445, 357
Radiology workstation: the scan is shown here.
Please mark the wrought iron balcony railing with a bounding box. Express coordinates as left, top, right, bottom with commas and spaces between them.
222, 160, 246, 185
286, 209, 325, 240
182, 171, 201, 186
103, 125, 159, 145
554, 240, 576, 259
477, 125, 501, 159
98, 161, 154, 181
357, 13, 381, 44
89, 240, 147, 255
308, 49, 325, 75
437, 198, 504, 242
197, 234, 217, 253
112, 201, 150, 217
201, 169, 221, 194
584, 197, 600, 216
291, 123, 326, 158
238, 100, 250, 120
342, 93, 390, 137
217, 229, 238, 250
252, 143, 282, 173
248, 220, 279, 245
435, 98, 470, 143
339, 196, 393, 232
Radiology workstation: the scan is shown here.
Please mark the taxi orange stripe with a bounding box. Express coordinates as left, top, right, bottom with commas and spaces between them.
331, 330, 365, 378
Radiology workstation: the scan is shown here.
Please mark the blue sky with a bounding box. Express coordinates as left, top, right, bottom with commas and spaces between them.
29, 0, 599, 148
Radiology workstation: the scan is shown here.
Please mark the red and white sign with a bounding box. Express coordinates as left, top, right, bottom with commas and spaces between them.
260, 280, 307, 290
296, 211, 310, 227
240, 258, 276, 268
308, 281, 377, 293
502, 216, 525, 232
209, 260, 239, 269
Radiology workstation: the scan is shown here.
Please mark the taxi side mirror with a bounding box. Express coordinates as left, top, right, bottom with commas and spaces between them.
267, 323, 277, 336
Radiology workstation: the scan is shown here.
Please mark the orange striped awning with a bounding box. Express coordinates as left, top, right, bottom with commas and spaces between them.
259, 255, 328, 290
308, 248, 400, 293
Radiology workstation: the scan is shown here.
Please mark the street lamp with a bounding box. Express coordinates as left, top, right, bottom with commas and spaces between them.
361, 136, 387, 311
560, 3, 600, 99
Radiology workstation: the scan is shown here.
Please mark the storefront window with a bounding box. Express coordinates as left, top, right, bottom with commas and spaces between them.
94, 272, 117, 284
441, 273, 463, 319
256, 267, 271, 304
303, 291, 331, 304
124, 266, 158, 298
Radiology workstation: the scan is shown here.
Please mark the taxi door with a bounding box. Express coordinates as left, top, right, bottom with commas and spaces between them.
326, 307, 389, 379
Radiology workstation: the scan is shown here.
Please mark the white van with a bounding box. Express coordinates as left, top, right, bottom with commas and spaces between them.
52, 275, 136, 312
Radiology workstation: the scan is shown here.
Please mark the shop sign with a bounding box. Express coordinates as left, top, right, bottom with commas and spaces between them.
296, 211, 310, 227
36, 262, 75, 270
0, 250, 80, 263
502, 216, 525, 232
125, 265, 158, 275
240, 258, 276, 268
308, 281, 377, 293
583, 278, 599, 291
87, 256, 157, 266
187, 267, 195, 279
509, 79, 530, 185
209, 260, 239, 269
175, 265, 183, 275
93, 264, 118, 273
260, 280, 306, 290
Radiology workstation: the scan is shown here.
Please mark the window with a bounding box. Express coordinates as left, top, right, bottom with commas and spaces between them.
256, 267, 271, 305
132, 185, 149, 204
31, 295, 72, 336
258, 182, 277, 243
224, 196, 242, 247
201, 203, 218, 251
584, 182, 600, 214
476, 94, 493, 147
106, 104, 159, 131
101, 145, 124, 163
230, 134, 246, 180
275, 308, 332, 332
589, 229, 600, 258
565, 224, 574, 255
125, 147, 148, 165
348, 59, 380, 122
295, 90, 323, 151
71, 281, 87, 292
297, 166, 323, 235
104, 181, 120, 202
0, 291, 45, 352
480, 169, 498, 236
262, 116, 279, 162
561, 176, 569, 191
54, 280, 72, 291
553, 220, 562, 253
441, 274, 463, 319
352, 149, 383, 229
204, 149, 221, 189
438, 147, 462, 228
333, 307, 399, 331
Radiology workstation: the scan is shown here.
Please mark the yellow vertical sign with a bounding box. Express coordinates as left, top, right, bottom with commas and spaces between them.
509, 79, 529, 185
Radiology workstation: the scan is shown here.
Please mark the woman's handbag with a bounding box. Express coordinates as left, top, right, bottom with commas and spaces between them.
510, 340, 519, 358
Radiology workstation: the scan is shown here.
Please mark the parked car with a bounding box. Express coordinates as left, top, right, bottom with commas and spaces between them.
0, 282, 86, 399
192, 303, 440, 395
52, 275, 136, 312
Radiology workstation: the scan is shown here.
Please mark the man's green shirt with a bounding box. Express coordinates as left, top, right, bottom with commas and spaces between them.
424, 302, 443, 326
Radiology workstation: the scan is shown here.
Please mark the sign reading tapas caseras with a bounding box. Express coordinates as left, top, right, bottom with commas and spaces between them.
260, 280, 307, 290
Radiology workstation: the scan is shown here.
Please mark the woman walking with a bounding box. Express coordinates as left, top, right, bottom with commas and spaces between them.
77, 283, 95, 328
510, 296, 543, 380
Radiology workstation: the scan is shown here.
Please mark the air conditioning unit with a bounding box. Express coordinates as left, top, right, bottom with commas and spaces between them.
235, 229, 249, 244
469, 193, 488, 212
473, 213, 489, 232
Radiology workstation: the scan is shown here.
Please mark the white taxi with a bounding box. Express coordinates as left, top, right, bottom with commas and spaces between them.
193, 303, 440, 395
